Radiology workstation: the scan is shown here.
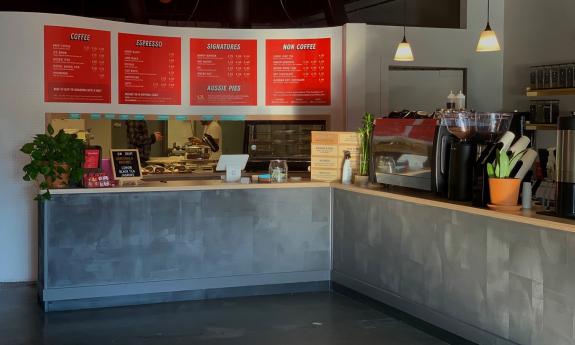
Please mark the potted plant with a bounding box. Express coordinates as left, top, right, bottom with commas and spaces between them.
486, 148, 525, 206
356, 112, 375, 187
21, 124, 85, 200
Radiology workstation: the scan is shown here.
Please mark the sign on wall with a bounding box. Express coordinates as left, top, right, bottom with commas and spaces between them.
190, 39, 257, 106
44, 25, 111, 103
118, 33, 181, 105
266, 38, 331, 106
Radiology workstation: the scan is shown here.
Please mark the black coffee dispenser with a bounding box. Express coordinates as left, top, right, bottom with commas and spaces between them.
556, 114, 575, 218
471, 113, 514, 207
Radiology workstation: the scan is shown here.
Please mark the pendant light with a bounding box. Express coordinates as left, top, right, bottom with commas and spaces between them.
476, 0, 501, 52
394, 0, 414, 62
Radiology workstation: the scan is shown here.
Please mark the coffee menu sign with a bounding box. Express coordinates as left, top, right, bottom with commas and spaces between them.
110, 149, 142, 181
44, 26, 111, 103
266, 38, 331, 106
190, 39, 257, 105
118, 33, 181, 105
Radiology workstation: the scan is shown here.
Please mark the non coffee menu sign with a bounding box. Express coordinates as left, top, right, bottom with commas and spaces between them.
44, 26, 111, 103
266, 38, 331, 106
110, 149, 142, 180
190, 39, 257, 105
118, 33, 181, 105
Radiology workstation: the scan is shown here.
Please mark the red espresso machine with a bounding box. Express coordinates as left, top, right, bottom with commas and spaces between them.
370, 118, 437, 191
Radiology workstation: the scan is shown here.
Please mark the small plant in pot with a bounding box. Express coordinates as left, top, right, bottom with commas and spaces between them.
486, 148, 525, 206
21, 124, 85, 201
356, 112, 375, 187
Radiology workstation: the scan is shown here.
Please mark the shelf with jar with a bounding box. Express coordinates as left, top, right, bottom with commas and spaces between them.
527, 63, 575, 96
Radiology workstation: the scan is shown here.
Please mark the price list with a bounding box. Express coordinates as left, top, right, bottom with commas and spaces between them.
190, 39, 257, 105
44, 26, 111, 103
266, 38, 331, 106
118, 33, 181, 105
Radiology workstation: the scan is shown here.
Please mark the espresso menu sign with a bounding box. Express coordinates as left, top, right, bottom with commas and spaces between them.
190, 39, 257, 105
44, 26, 111, 103
110, 149, 142, 181
118, 33, 181, 105
266, 38, 331, 106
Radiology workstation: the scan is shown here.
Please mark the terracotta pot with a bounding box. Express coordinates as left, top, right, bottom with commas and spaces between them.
489, 178, 521, 206
45, 162, 70, 189
354, 175, 369, 188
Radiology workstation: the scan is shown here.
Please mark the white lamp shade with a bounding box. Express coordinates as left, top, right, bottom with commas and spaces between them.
394, 40, 414, 61
476, 26, 501, 52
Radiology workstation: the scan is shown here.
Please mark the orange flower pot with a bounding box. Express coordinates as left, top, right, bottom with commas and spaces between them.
489, 178, 521, 206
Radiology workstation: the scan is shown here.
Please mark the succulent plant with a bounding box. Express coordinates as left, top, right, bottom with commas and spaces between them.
487, 148, 525, 179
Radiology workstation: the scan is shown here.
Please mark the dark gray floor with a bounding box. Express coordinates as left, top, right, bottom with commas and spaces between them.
0, 285, 452, 345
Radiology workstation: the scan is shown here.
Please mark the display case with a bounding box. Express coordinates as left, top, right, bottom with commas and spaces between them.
244, 120, 326, 172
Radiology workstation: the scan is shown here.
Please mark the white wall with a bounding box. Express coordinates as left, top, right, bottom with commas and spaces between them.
345, 0, 505, 130
0, 12, 343, 282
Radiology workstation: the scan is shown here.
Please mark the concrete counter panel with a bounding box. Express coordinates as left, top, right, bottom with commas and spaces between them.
332, 188, 575, 345
39, 187, 331, 311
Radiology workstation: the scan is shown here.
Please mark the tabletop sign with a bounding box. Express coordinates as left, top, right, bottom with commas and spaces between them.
118, 33, 181, 105
110, 149, 142, 182
190, 39, 257, 105
266, 38, 331, 106
44, 26, 111, 103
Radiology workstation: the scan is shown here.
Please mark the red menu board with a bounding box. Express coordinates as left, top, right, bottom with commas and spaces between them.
190, 39, 257, 106
44, 26, 111, 103
266, 38, 331, 106
118, 33, 181, 105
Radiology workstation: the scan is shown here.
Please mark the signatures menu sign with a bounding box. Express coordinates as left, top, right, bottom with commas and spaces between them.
118, 33, 181, 105
44, 26, 111, 103
266, 38, 330, 106
110, 149, 142, 181
190, 39, 257, 105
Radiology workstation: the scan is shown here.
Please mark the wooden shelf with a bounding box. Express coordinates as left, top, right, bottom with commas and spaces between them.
525, 123, 557, 131
526, 88, 575, 97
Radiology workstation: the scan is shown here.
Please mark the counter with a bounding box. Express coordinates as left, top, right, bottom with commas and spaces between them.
39, 181, 575, 344
39, 181, 331, 311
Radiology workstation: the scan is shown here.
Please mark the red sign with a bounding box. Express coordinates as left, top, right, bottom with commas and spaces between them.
44, 26, 111, 103
266, 38, 331, 106
118, 33, 181, 105
190, 39, 257, 106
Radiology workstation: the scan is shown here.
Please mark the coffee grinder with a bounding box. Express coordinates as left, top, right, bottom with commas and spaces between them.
472, 113, 514, 207
441, 111, 477, 201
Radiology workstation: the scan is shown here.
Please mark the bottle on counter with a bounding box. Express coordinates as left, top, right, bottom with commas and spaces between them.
456, 90, 466, 110
446, 91, 456, 109
341, 151, 352, 185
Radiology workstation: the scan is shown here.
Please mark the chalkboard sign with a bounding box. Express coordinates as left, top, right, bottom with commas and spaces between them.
110, 149, 142, 182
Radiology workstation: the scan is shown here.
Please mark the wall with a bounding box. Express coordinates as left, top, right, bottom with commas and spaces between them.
0, 12, 342, 282
388, 69, 464, 113
345, 0, 504, 129
503, 0, 575, 149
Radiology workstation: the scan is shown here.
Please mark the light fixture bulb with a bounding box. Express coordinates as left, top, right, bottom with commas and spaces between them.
394, 38, 414, 62
476, 23, 501, 52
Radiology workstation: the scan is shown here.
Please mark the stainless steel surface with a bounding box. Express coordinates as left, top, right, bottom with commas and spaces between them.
557, 129, 575, 183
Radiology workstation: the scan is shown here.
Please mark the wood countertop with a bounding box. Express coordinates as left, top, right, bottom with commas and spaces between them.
332, 183, 575, 233
49, 179, 575, 233
50, 180, 331, 195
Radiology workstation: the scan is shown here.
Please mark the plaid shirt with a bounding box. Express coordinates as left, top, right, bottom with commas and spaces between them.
126, 120, 156, 165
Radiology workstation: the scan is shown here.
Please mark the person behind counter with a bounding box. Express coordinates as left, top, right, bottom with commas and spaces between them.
126, 120, 163, 166
201, 119, 222, 160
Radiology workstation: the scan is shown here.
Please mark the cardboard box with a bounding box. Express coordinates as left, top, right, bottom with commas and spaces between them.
311, 131, 360, 182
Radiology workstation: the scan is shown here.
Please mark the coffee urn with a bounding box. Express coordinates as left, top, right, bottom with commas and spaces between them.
556, 113, 575, 218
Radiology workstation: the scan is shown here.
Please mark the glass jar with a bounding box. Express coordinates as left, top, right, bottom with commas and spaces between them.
269, 160, 288, 183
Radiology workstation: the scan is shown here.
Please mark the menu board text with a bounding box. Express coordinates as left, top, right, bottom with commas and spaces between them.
119, 33, 181, 105
44, 26, 111, 103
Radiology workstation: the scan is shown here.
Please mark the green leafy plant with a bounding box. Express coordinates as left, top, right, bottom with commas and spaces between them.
487, 148, 525, 178
20, 124, 85, 200
358, 112, 375, 176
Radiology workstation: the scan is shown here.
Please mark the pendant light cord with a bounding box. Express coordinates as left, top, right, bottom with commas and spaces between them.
403, 0, 406, 39
487, 0, 490, 24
